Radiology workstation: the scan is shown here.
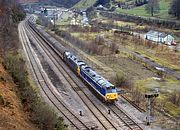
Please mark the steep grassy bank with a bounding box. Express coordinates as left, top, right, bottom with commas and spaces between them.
0, 63, 39, 130
0, 1, 67, 130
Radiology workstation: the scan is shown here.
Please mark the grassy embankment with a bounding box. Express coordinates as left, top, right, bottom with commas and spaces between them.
0, 63, 39, 130
0, 2, 67, 130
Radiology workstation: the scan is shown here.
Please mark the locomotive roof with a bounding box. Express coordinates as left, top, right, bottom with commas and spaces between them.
66, 52, 86, 66
81, 65, 114, 88
66, 52, 114, 88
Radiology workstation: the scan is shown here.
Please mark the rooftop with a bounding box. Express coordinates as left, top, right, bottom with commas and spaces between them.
146, 30, 169, 38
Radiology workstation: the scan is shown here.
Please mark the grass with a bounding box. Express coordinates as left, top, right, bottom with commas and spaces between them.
57, 25, 180, 119
57, 20, 70, 26
125, 42, 180, 72
116, 0, 174, 20
136, 50, 180, 72
165, 102, 180, 118
136, 77, 180, 92
101, 19, 136, 26
71, 32, 100, 41
73, 0, 97, 9
135, 77, 180, 118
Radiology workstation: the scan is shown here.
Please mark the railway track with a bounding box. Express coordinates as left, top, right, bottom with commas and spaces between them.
109, 104, 143, 130
25, 17, 146, 130
121, 95, 145, 113
25, 19, 119, 130
19, 20, 94, 130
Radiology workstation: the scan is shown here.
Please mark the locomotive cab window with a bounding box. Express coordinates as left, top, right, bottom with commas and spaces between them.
106, 87, 112, 93
86, 69, 90, 72
92, 74, 96, 77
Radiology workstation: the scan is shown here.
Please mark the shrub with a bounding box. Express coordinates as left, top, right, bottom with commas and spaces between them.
0, 76, 6, 82
131, 87, 146, 106
0, 95, 5, 106
32, 101, 68, 130
115, 69, 126, 87
3, 52, 67, 129
168, 90, 180, 106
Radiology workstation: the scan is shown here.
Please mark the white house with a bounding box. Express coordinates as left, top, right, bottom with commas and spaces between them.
144, 30, 176, 45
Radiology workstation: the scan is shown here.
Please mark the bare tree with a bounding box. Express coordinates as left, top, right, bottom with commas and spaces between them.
169, 0, 180, 19
145, 0, 160, 16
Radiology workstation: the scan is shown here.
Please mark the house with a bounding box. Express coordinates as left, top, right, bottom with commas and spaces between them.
144, 30, 176, 45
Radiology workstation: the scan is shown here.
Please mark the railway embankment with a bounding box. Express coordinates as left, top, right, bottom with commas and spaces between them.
17, 21, 68, 130
0, 63, 39, 130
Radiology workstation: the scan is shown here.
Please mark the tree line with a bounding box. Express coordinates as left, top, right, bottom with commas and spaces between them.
169, 0, 180, 19
99, 11, 180, 29
93, 0, 180, 19
0, 0, 25, 54
145, 0, 180, 19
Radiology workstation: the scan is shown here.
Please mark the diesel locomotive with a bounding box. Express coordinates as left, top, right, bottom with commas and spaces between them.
63, 51, 118, 102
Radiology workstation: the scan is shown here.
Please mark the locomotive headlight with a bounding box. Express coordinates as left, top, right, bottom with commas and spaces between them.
106, 95, 110, 99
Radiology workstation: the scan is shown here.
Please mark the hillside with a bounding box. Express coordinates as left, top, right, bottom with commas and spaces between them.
50, 0, 81, 8
116, 0, 172, 19
17, 0, 39, 4
0, 64, 39, 130
17, 0, 81, 8
73, 0, 97, 9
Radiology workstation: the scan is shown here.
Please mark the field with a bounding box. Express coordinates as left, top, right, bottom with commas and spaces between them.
116, 0, 174, 20
52, 4, 180, 126
55, 23, 180, 123
73, 0, 97, 9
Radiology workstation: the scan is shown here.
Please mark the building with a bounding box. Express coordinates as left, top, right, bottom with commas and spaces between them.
81, 12, 89, 26
144, 30, 176, 45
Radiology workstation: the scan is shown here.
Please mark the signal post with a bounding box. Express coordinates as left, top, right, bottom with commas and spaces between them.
145, 91, 159, 125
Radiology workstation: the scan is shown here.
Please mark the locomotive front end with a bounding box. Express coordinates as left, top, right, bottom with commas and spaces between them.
105, 92, 118, 102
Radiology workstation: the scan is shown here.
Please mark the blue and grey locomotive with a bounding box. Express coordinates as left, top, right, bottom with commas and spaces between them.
63, 51, 118, 102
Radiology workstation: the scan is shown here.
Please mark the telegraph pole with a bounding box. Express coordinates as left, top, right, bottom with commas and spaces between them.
53, 12, 56, 29
145, 89, 159, 125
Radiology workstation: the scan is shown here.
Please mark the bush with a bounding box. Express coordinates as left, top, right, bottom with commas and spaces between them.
55, 117, 68, 130
3, 52, 67, 130
131, 87, 145, 105
0, 76, 6, 82
115, 69, 126, 87
32, 102, 68, 130
0, 95, 12, 108
168, 90, 180, 106
0, 95, 5, 106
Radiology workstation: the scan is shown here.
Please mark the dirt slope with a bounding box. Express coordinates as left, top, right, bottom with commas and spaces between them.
0, 64, 38, 130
